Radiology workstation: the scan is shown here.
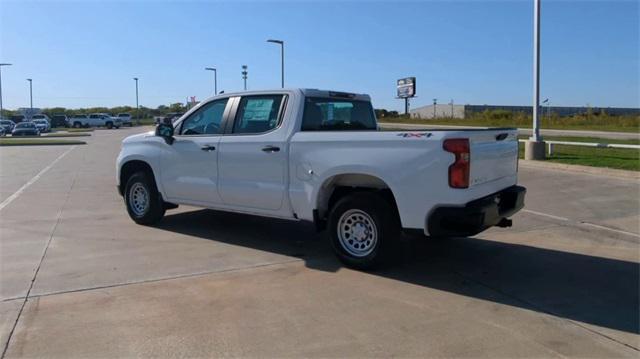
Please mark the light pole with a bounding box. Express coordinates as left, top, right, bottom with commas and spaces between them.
267, 39, 284, 88
27, 78, 33, 115
241, 65, 248, 90
525, 0, 546, 160
543, 98, 550, 122
133, 77, 139, 125
432, 98, 437, 119
0, 63, 12, 118
205, 67, 217, 95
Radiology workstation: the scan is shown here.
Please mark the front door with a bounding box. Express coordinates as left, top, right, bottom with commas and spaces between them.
218, 94, 288, 211
160, 98, 229, 205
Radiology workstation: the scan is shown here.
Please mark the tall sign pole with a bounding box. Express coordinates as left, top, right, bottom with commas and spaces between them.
532, 0, 541, 142
397, 77, 416, 117
525, 0, 546, 160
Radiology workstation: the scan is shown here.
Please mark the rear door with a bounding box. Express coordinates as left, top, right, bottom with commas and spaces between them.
217, 94, 288, 211
468, 129, 519, 187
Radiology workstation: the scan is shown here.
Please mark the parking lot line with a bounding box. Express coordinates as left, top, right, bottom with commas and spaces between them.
524, 208, 640, 239
579, 221, 640, 239
0, 145, 76, 212
523, 209, 570, 221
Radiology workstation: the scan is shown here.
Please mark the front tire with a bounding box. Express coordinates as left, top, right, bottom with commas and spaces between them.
106, 122, 113, 129
124, 172, 165, 225
328, 193, 400, 269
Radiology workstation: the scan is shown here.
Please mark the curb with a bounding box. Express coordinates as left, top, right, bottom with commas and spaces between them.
519, 160, 640, 179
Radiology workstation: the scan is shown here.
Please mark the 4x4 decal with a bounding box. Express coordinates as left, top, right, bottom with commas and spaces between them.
397, 132, 433, 138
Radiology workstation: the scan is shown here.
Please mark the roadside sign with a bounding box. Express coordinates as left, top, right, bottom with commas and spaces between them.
397, 77, 416, 98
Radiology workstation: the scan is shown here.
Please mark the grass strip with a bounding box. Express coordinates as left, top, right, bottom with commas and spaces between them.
52, 127, 94, 133
0, 138, 86, 146
518, 143, 639, 171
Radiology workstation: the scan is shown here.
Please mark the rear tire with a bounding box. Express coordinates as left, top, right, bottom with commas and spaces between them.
73, 122, 81, 128
328, 192, 400, 270
124, 171, 165, 225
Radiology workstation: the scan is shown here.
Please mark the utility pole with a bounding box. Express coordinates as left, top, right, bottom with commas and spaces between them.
0, 63, 12, 118
432, 98, 437, 119
133, 77, 139, 125
404, 98, 409, 116
525, 0, 546, 160
267, 39, 284, 88
241, 65, 248, 90
450, 99, 454, 118
205, 67, 217, 95
27, 78, 33, 115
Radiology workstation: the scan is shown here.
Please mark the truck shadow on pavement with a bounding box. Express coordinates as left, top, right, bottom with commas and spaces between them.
157, 208, 639, 336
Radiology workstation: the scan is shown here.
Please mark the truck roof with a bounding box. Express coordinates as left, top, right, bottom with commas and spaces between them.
209, 88, 371, 102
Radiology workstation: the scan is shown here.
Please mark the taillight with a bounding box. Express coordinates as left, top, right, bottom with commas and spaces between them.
443, 138, 470, 188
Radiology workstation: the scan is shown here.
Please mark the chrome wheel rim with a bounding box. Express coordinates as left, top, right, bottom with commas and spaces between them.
129, 182, 149, 216
337, 209, 378, 257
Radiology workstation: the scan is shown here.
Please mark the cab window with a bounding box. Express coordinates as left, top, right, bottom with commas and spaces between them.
301, 98, 376, 131
179, 99, 228, 135
232, 95, 284, 134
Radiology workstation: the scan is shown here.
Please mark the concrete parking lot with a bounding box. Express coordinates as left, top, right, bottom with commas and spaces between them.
1, 127, 638, 357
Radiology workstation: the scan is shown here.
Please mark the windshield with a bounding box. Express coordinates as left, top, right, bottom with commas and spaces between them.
16, 123, 34, 128
34, 120, 47, 124
301, 97, 377, 131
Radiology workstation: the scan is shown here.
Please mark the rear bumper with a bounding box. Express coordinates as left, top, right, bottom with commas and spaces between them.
427, 185, 526, 237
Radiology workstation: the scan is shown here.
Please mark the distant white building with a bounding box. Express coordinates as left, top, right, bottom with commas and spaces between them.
410, 104, 640, 119
410, 104, 465, 119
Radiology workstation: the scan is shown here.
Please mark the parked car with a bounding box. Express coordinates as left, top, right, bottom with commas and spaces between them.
32, 119, 51, 133
117, 113, 133, 126
12, 122, 40, 136
9, 115, 25, 124
51, 114, 70, 128
116, 89, 526, 269
0, 127, 5, 137
0, 120, 16, 133
70, 113, 121, 129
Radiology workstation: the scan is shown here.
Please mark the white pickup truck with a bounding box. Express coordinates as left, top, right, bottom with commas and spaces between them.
116, 89, 525, 268
70, 113, 121, 129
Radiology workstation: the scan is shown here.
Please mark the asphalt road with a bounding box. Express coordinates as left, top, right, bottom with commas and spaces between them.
379, 122, 640, 140
1, 127, 638, 357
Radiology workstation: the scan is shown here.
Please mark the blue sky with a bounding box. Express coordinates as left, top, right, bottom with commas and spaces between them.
1, 0, 638, 111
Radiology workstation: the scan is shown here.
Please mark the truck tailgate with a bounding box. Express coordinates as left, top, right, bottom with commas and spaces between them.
468, 129, 519, 187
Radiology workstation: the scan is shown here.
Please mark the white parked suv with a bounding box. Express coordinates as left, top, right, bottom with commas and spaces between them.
116, 89, 526, 268
30, 114, 52, 132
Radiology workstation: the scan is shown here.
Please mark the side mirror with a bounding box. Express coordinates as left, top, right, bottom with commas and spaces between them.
155, 122, 175, 144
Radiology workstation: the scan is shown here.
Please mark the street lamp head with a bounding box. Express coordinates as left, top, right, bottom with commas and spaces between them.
0, 63, 12, 66
133, 77, 138, 81
267, 39, 283, 44
205, 67, 216, 71
27, 78, 32, 82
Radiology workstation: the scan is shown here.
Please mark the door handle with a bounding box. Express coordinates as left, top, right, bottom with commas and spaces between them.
200, 144, 216, 151
261, 145, 280, 153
